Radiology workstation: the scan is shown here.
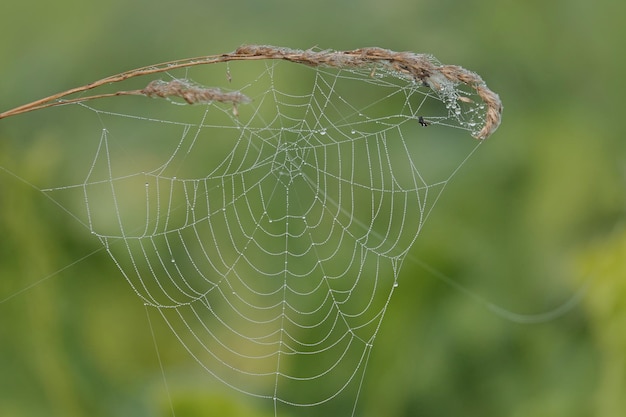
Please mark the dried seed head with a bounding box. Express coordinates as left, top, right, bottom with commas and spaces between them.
141, 79, 251, 106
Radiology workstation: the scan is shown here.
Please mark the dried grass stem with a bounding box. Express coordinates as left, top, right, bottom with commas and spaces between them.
1, 45, 501, 139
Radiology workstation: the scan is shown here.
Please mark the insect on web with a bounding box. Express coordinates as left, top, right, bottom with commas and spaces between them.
12, 46, 502, 416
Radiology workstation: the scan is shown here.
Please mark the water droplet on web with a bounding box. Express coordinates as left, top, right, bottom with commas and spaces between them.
350, 129, 356, 135
320, 128, 327, 135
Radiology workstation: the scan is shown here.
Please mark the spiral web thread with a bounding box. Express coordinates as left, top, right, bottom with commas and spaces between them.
25, 46, 502, 415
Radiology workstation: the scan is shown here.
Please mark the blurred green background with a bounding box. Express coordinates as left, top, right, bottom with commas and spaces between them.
1, 0, 624, 416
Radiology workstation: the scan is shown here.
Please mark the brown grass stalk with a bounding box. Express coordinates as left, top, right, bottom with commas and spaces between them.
0, 45, 502, 139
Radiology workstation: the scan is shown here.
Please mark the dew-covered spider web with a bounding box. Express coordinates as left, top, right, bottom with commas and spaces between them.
3, 46, 501, 416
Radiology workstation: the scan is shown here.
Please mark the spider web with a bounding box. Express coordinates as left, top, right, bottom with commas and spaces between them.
38, 56, 489, 415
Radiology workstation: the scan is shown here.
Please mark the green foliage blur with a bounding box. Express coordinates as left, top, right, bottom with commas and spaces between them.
1, 0, 624, 416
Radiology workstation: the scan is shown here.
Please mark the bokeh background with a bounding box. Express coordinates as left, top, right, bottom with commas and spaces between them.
1, 0, 624, 416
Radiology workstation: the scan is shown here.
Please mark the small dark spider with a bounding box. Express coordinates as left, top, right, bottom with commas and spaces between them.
418, 116, 430, 127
